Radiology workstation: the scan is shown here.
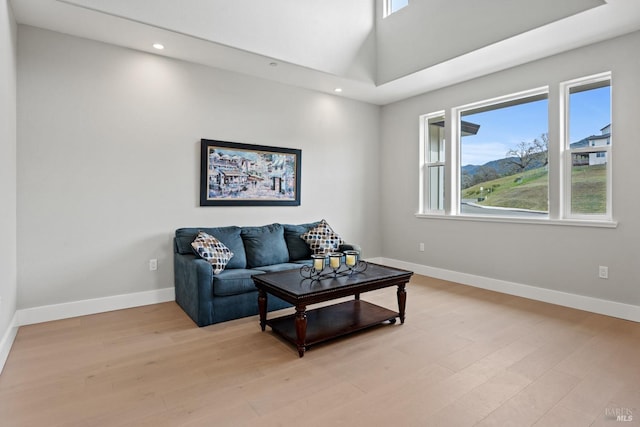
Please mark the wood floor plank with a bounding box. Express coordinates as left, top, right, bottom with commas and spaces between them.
1, 276, 639, 426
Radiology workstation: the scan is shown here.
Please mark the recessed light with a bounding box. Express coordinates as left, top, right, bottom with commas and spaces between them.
269, 62, 278, 67
153, 43, 165, 50
334, 88, 343, 93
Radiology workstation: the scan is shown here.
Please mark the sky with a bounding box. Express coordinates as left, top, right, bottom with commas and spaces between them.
461, 86, 611, 166
390, 0, 409, 14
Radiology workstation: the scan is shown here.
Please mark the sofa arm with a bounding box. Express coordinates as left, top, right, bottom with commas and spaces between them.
174, 252, 215, 326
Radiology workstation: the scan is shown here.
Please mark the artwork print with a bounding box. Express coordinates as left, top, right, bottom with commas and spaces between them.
200, 139, 301, 206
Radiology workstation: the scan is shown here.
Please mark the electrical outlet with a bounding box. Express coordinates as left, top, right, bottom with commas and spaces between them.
419, 243, 425, 252
599, 265, 608, 279
149, 259, 158, 271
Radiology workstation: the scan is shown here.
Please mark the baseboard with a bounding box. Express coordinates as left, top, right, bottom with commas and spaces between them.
0, 312, 19, 375
17, 287, 176, 326
369, 257, 640, 323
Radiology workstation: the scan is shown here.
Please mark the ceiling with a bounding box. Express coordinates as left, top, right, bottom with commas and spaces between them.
10, 0, 640, 105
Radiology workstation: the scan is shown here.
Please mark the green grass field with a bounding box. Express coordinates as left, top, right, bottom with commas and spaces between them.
461, 164, 606, 213
570, 164, 607, 213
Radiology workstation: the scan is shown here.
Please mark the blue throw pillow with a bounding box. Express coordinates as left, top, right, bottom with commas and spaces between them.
175, 227, 247, 269
241, 223, 289, 268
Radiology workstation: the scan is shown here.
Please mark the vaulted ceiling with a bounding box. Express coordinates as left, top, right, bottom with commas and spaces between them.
11, 0, 640, 105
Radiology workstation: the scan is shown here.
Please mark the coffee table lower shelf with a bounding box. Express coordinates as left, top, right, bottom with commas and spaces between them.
266, 300, 398, 352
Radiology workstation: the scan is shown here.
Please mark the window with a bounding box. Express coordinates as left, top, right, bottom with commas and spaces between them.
384, 0, 408, 17
563, 74, 612, 219
418, 73, 613, 225
420, 113, 445, 213
458, 90, 549, 218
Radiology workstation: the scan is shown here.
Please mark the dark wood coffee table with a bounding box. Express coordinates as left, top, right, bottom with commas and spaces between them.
254, 262, 413, 357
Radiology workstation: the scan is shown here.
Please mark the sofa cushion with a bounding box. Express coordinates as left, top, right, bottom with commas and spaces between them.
176, 227, 246, 269
283, 221, 320, 261
241, 223, 289, 268
211, 268, 265, 297
191, 231, 234, 274
300, 219, 345, 255
254, 263, 306, 273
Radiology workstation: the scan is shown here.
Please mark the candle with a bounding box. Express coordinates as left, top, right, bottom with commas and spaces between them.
313, 257, 324, 271
330, 256, 340, 269
345, 254, 356, 267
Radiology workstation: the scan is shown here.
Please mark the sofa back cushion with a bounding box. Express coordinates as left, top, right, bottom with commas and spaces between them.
241, 223, 289, 268
175, 227, 247, 269
283, 221, 320, 261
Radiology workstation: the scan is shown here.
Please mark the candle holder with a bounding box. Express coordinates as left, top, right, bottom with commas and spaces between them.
343, 250, 367, 275
299, 250, 367, 282
344, 250, 358, 267
328, 252, 343, 273
311, 254, 326, 272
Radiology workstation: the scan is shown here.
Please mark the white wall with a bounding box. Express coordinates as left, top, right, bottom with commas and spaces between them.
380, 31, 640, 308
375, 0, 603, 84
17, 26, 382, 310
13, 18, 640, 327
0, 0, 18, 369
63, 0, 376, 80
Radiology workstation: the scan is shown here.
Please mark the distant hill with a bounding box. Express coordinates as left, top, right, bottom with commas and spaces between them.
462, 152, 547, 189
462, 158, 515, 176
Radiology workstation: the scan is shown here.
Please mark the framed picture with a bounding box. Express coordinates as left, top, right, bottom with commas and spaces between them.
200, 139, 301, 206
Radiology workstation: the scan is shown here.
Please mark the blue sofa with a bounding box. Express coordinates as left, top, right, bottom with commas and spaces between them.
174, 221, 359, 326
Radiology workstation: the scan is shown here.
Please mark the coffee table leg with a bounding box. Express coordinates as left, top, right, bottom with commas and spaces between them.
295, 304, 307, 357
258, 289, 267, 331
397, 283, 407, 324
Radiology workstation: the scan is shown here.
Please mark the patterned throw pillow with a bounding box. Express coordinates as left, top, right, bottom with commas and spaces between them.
300, 219, 345, 255
191, 231, 234, 274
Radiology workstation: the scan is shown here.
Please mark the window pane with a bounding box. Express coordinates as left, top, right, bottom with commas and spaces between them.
423, 114, 445, 212
460, 95, 549, 217
428, 118, 445, 163
428, 165, 444, 211
571, 151, 607, 214
568, 81, 610, 215
390, 0, 409, 14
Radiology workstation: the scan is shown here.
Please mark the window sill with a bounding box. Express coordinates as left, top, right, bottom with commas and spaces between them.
414, 213, 618, 228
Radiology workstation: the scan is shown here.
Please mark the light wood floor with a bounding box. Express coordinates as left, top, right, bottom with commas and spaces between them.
1, 274, 639, 427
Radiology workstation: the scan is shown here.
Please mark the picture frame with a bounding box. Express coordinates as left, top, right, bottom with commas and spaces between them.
200, 139, 301, 206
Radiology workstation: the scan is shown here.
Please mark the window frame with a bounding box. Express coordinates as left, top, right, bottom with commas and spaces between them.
383, 0, 409, 18
419, 112, 446, 214
561, 72, 612, 221
452, 86, 550, 218
417, 74, 616, 228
